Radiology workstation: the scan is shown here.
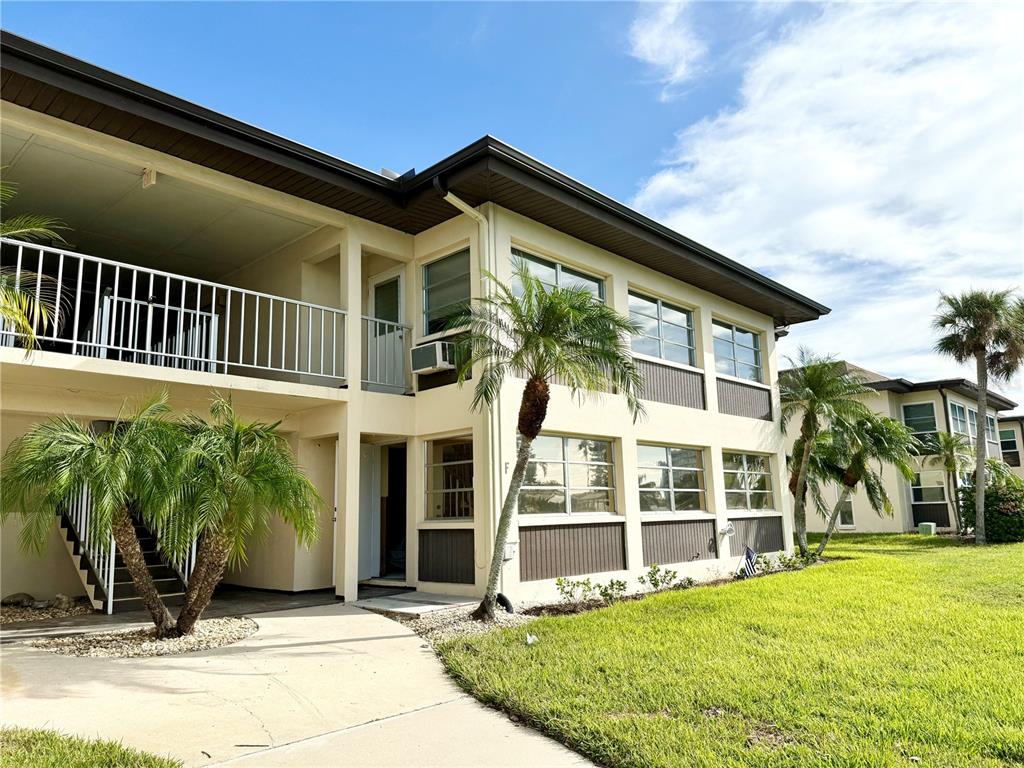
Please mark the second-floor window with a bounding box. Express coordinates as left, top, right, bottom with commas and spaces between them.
511, 249, 604, 300
423, 249, 471, 335
902, 403, 937, 441
950, 402, 969, 435
628, 292, 696, 366
713, 320, 762, 383
1001, 428, 1020, 467
950, 402, 1000, 454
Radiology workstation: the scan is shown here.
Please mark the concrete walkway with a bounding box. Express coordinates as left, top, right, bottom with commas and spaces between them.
1, 603, 590, 767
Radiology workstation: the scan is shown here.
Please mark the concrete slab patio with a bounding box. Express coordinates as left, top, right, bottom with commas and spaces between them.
0, 602, 591, 767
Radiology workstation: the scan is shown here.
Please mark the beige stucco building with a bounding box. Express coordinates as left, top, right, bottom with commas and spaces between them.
0, 33, 829, 612
784, 363, 1016, 535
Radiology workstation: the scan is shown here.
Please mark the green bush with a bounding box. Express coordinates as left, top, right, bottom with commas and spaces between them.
960, 482, 1024, 543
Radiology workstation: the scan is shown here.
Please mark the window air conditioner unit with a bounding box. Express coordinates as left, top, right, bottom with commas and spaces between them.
411, 341, 456, 374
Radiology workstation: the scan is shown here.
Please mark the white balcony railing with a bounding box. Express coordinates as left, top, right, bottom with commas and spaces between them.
361, 316, 411, 393
1, 238, 346, 384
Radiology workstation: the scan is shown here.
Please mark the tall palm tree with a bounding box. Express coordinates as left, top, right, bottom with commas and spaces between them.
454, 262, 645, 620
814, 414, 917, 556
1, 174, 66, 351
934, 289, 1023, 544
164, 396, 321, 635
780, 351, 872, 557
0, 394, 182, 636
924, 431, 974, 532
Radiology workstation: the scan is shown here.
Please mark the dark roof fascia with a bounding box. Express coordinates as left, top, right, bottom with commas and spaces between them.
412, 137, 830, 323
0, 30, 398, 205
999, 414, 1024, 424
870, 377, 1017, 411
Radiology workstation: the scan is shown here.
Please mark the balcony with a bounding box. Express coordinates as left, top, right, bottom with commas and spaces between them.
1, 238, 347, 385
361, 316, 411, 394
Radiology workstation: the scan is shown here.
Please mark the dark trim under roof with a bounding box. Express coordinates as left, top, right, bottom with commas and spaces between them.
869, 378, 1017, 411
1, 29, 829, 326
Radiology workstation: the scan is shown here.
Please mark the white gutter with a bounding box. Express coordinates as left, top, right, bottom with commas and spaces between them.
435, 185, 506, 593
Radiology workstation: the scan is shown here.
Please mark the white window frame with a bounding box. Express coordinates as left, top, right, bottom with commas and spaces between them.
722, 452, 776, 512
712, 320, 763, 383
628, 291, 697, 368
901, 401, 938, 441
1000, 428, 1019, 453
910, 470, 947, 505
636, 443, 708, 515
985, 414, 1000, 456
836, 488, 855, 529
511, 248, 605, 301
949, 402, 969, 436
421, 248, 471, 340
424, 435, 474, 521
519, 434, 617, 518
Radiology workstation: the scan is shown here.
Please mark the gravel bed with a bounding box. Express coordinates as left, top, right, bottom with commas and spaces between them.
26, 617, 258, 658
0, 600, 95, 625
396, 606, 535, 646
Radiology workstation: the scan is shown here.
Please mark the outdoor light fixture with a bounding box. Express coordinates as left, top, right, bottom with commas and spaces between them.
719, 522, 736, 537
141, 167, 157, 189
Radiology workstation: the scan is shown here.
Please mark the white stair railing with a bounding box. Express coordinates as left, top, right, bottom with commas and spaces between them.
0, 238, 346, 384
63, 488, 117, 615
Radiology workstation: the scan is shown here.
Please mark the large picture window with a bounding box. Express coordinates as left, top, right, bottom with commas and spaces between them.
423, 249, 471, 335
712, 320, 762, 382
628, 292, 695, 366
511, 249, 604, 300
425, 437, 474, 520
722, 452, 775, 510
902, 403, 937, 440
636, 444, 706, 512
519, 435, 615, 515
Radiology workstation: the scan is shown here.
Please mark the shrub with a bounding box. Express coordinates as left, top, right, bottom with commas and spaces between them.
555, 577, 597, 606
960, 482, 1024, 543
638, 564, 680, 592
597, 579, 628, 604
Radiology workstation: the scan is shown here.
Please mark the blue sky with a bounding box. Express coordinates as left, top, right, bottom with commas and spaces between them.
5, 2, 1023, 408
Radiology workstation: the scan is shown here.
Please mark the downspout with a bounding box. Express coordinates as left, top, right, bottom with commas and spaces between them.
433, 179, 506, 596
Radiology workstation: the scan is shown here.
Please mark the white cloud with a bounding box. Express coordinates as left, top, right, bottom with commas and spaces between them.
631, 2, 1024, 409
629, 1, 707, 100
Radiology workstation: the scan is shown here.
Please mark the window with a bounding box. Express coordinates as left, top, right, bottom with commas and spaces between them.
910, 471, 946, 504
902, 403, 937, 440
520, 435, 615, 515
712, 320, 762, 382
837, 490, 855, 528
986, 415, 1000, 454
636, 444, 706, 513
425, 437, 474, 520
423, 249, 471, 335
1001, 428, 1018, 452
628, 292, 696, 366
968, 408, 978, 439
950, 402, 968, 435
511, 249, 604, 300
722, 452, 775, 510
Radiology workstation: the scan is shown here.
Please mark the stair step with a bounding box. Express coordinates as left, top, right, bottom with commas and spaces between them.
113, 565, 178, 582
111, 593, 186, 612
112, 578, 185, 599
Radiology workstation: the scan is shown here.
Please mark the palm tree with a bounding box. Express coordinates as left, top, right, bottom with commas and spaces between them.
780, 351, 872, 557
924, 431, 974, 532
164, 396, 321, 635
1, 174, 66, 351
0, 394, 182, 636
934, 289, 1023, 544
454, 262, 645, 620
815, 414, 917, 556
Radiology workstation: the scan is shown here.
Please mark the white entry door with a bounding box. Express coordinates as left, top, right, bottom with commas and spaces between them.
357, 444, 382, 580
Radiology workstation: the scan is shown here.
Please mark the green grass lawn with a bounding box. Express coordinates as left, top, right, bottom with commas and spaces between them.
439, 535, 1024, 768
0, 728, 180, 768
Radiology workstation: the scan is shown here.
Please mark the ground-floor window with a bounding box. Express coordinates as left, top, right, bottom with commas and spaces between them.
520, 435, 616, 515
910, 470, 946, 504
722, 452, 775, 510
425, 436, 474, 519
636, 443, 706, 512
837, 489, 855, 527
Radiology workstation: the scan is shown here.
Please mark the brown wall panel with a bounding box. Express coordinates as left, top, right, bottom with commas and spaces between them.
641, 519, 717, 566
637, 359, 706, 409
717, 379, 772, 421
729, 516, 785, 553
418, 529, 475, 584
519, 522, 626, 581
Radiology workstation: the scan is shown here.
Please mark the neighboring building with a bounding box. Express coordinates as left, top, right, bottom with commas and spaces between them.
784, 362, 1017, 534
0, 32, 829, 612
998, 415, 1024, 481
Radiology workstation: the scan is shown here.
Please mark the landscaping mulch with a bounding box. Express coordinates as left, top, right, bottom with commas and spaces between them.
396, 606, 535, 646
26, 617, 257, 658
0, 599, 95, 626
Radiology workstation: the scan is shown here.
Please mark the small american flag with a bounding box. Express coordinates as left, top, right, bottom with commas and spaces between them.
737, 546, 757, 578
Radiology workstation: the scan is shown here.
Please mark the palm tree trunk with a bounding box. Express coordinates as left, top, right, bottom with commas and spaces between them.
176, 532, 231, 635
975, 352, 988, 544
110, 506, 176, 637
792, 424, 815, 557
816, 488, 850, 557
471, 436, 533, 621
945, 471, 962, 532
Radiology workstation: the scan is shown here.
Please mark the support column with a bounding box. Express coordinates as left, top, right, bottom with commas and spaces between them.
618, 433, 644, 574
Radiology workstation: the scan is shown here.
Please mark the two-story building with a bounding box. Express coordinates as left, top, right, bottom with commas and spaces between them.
0, 32, 829, 613
998, 415, 1024, 481
787, 362, 1016, 534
